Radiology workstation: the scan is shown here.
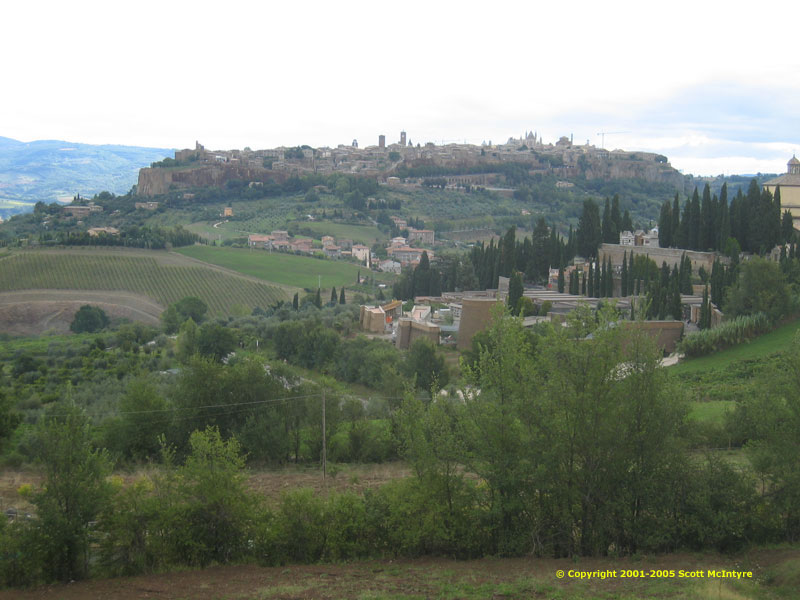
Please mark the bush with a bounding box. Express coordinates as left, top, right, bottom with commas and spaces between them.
70, 305, 109, 334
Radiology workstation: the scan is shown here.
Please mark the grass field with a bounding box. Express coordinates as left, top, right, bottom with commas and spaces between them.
289, 220, 388, 245
0, 249, 290, 316
671, 318, 800, 376
688, 399, 735, 424
176, 245, 392, 290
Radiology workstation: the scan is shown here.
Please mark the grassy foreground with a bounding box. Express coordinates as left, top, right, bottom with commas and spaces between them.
1, 548, 797, 599
671, 318, 800, 376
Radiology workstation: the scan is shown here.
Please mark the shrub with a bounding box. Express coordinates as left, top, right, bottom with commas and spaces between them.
70, 305, 109, 334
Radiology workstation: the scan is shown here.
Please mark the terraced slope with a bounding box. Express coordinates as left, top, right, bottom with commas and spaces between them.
0, 250, 290, 316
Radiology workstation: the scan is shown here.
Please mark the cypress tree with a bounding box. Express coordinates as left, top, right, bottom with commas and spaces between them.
594, 259, 601, 298
678, 195, 691, 249
622, 209, 633, 233
577, 199, 602, 258
557, 266, 565, 293
292, 292, 299, 310
628, 251, 635, 296
700, 184, 713, 250
689, 188, 701, 250
782, 209, 795, 244
611, 194, 622, 239
508, 270, 523, 310
672, 194, 681, 247
581, 271, 586, 296
658, 200, 672, 248
600, 259, 606, 298
588, 262, 594, 297
719, 188, 730, 251
621, 251, 628, 297
772, 187, 783, 249
602, 197, 613, 244
314, 288, 322, 309
330, 287, 338, 304
339, 287, 346, 304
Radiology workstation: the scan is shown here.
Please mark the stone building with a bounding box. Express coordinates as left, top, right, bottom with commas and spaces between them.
395, 318, 440, 350
764, 156, 800, 229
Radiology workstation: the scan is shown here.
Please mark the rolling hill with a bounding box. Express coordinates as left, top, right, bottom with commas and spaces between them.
0, 248, 291, 328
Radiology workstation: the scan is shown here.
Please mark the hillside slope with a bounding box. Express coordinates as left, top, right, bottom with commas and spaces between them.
0, 248, 290, 319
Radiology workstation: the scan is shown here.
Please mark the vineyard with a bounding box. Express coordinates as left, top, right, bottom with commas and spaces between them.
0, 251, 289, 315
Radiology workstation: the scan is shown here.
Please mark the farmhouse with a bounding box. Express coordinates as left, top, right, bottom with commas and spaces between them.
408, 228, 435, 245
351, 244, 371, 266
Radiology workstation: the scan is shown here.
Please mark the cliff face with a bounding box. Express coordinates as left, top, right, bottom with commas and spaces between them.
137, 167, 174, 196
137, 165, 287, 197
583, 157, 684, 188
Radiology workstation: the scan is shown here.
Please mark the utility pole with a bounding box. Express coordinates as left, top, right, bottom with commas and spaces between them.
321, 389, 327, 481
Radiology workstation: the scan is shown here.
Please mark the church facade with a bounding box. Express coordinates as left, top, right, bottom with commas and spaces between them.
764, 156, 800, 229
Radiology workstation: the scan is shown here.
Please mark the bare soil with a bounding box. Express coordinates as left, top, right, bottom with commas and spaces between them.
0, 547, 795, 600
0, 290, 163, 336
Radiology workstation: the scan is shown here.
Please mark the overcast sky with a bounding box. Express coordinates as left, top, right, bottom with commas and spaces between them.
3, 0, 799, 176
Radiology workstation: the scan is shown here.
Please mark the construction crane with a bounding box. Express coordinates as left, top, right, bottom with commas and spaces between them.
596, 131, 629, 149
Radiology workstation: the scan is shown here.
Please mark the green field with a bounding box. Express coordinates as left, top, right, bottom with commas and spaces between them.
671, 318, 800, 376
688, 400, 735, 424
0, 250, 289, 316
289, 220, 387, 245
176, 245, 391, 290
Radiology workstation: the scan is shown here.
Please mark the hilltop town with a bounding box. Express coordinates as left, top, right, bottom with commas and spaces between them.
136, 131, 685, 196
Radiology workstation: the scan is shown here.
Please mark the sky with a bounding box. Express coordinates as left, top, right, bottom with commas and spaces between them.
3, 0, 799, 176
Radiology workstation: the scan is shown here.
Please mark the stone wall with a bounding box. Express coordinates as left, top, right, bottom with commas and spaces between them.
457, 297, 501, 350
599, 244, 718, 272
621, 320, 684, 354
359, 306, 386, 333
396, 318, 440, 350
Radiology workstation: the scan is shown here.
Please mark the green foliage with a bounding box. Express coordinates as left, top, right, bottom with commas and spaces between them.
174, 296, 208, 323
70, 304, 109, 333
725, 257, 791, 323
577, 198, 601, 258
507, 271, 523, 310
99, 427, 257, 574
196, 322, 237, 361
28, 405, 112, 582
678, 313, 771, 358
104, 378, 168, 461
404, 338, 449, 391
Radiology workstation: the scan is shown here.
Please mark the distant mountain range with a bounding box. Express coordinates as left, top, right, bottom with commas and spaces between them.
0, 136, 172, 219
